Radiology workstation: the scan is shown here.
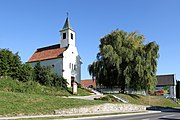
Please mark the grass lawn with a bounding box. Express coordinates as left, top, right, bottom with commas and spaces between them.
0, 77, 98, 116
0, 77, 91, 97
113, 94, 180, 107
67, 88, 92, 96
1, 77, 179, 117
0, 91, 105, 116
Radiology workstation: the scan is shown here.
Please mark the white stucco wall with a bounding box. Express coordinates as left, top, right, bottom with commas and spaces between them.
29, 58, 63, 76
62, 45, 81, 87
170, 86, 176, 99
76, 55, 81, 83
59, 19, 81, 87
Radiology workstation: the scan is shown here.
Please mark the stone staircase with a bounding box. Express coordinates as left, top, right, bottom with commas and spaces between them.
86, 88, 128, 103
112, 95, 128, 103
88, 88, 103, 95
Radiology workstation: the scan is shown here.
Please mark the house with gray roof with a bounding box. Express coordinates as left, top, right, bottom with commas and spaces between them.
156, 74, 177, 99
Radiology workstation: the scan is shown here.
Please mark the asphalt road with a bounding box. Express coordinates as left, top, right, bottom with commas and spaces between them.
68, 112, 180, 120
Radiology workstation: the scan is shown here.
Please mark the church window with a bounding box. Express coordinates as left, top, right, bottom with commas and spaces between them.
69, 63, 71, 69
71, 33, 73, 40
63, 33, 66, 39
72, 64, 74, 70
74, 65, 76, 70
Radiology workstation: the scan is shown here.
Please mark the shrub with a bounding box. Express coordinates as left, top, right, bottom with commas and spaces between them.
33, 62, 52, 86
51, 74, 68, 89
33, 62, 67, 89
77, 83, 82, 88
19, 63, 33, 82
95, 95, 119, 102
155, 90, 164, 96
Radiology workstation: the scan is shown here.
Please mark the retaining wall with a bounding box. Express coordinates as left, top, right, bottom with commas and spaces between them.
54, 103, 147, 115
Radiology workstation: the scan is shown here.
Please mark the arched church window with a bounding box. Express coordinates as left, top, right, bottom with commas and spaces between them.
74, 65, 76, 70
69, 63, 71, 69
71, 33, 73, 40
72, 64, 74, 70
63, 33, 66, 39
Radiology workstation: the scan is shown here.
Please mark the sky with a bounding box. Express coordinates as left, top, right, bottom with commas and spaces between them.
0, 0, 180, 80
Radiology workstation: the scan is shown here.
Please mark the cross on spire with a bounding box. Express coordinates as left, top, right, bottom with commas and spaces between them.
62, 13, 73, 30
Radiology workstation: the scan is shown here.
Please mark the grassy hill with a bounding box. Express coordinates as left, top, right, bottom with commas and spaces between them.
0, 77, 90, 96
0, 91, 105, 116
0, 77, 179, 116
113, 94, 180, 107
1, 91, 179, 116
0, 77, 100, 116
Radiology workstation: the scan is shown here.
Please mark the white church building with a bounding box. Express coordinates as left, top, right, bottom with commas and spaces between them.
28, 17, 82, 87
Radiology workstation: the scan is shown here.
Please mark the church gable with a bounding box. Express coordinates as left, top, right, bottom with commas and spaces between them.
28, 44, 66, 62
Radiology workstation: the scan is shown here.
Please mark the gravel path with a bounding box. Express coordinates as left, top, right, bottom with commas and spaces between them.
62, 94, 105, 100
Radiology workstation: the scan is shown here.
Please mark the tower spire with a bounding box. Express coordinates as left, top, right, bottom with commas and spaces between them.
62, 13, 72, 30
60, 14, 75, 48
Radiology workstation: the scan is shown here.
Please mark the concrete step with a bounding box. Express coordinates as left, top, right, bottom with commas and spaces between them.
112, 95, 128, 103
88, 88, 103, 95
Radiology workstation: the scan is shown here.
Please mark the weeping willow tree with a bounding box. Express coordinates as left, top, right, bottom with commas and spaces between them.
88, 30, 159, 93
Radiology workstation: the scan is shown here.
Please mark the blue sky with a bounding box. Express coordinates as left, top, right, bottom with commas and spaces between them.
0, 0, 180, 80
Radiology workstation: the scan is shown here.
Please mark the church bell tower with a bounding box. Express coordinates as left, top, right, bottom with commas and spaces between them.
60, 16, 75, 48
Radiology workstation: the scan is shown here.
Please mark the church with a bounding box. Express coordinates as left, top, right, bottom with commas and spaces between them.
28, 17, 82, 87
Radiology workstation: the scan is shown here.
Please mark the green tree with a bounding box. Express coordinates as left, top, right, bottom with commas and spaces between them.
0, 49, 22, 79
33, 62, 67, 89
0, 48, 68, 89
19, 63, 33, 82
33, 62, 52, 86
52, 74, 68, 89
88, 30, 159, 93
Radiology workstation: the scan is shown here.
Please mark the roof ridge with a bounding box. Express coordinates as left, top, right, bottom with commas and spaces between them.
37, 44, 60, 51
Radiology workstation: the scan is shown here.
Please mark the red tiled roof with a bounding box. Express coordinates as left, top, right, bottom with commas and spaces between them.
28, 44, 66, 62
80, 79, 96, 88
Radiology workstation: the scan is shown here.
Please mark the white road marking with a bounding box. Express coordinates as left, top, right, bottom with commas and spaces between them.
162, 114, 174, 118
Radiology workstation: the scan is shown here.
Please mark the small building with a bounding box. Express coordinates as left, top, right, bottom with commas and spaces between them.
28, 17, 82, 87
156, 74, 177, 99
80, 79, 96, 88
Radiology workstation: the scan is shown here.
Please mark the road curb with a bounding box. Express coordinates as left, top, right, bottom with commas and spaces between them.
61, 111, 162, 120
0, 111, 161, 120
